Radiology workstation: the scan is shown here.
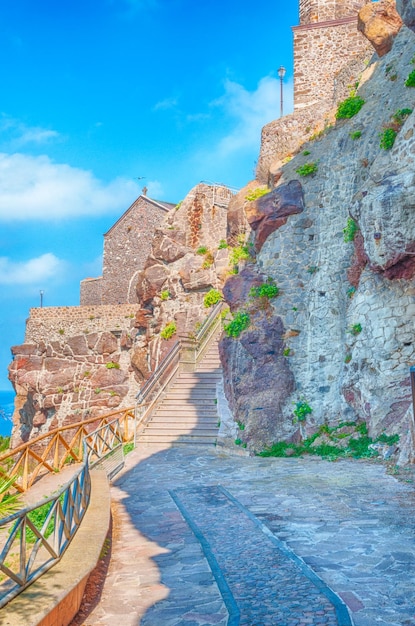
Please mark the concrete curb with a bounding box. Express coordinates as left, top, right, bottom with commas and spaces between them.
1, 469, 111, 626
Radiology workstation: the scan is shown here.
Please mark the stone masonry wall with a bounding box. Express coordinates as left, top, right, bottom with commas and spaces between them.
25, 304, 138, 344
101, 197, 171, 305
257, 51, 370, 177
80, 277, 103, 306
300, 0, 370, 25
293, 17, 373, 110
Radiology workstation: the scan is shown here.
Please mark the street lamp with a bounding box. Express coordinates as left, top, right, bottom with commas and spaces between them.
40, 290, 44, 308
278, 66, 286, 117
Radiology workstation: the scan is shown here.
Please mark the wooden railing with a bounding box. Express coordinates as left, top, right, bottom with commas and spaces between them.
0, 407, 135, 496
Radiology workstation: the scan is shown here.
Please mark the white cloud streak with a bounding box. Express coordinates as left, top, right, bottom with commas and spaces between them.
0, 153, 140, 221
0, 253, 65, 285
212, 76, 294, 156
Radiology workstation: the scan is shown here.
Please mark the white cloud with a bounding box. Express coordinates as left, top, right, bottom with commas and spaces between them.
0, 115, 60, 148
0, 153, 140, 221
146, 180, 164, 198
154, 97, 179, 111
0, 253, 65, 285
211, 76, 294, 156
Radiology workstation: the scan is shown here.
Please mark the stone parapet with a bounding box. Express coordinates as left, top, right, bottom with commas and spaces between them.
25, 304, 138, 344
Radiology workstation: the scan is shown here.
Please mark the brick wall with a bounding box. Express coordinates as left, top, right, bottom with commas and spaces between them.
25, 304, 138, 344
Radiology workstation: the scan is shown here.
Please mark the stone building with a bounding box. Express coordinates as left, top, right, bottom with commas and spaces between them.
293, 0, 372, 109
257, 0, 373, 175
80, 195, 175, 305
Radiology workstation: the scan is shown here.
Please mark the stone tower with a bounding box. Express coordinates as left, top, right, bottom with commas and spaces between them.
294, 0, 373, 109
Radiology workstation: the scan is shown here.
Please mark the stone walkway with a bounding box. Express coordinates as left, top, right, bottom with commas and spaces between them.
82, 445, 415, 626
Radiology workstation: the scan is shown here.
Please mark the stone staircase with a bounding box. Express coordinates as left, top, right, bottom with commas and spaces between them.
138, 340, 222, 445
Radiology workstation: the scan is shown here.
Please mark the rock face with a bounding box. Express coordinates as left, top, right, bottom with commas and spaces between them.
358, 0, 403, 56
219, 26, 415, 462
396, 0, 415, 30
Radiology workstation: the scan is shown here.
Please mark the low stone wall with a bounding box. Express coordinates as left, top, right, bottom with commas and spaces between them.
25, 304, 138, 344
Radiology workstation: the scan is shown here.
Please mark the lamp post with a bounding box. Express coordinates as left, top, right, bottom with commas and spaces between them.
278, 66, 286, 117
40, 290, 44, 308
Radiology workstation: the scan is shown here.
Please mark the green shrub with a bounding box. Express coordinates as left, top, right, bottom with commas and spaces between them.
245, 187, 270, 202
405, 70, 415, 87
296, 162, 318, 177
393, 108, 412, 124
160, 290, 170, 301
218, 239, 228, 249
303, 150, 310, 156
343, 218, 359, 242
348, 323, 362, 336
283, 348, 291, 357
229, 245, 251, 266
293, 401, 312, 422
161, 321, 177, 340
196, 246, 208, 255
224, 311, 250, 338
344, 353, 352, 364
350, 130, 362, 140
249, 279, 279, 299
106, 361, 120, 369
380, 127, 397, 150
203, 289, 222, 308
307, 265, 319, 274
335, 96, 365, 119
346, 286, 356, 298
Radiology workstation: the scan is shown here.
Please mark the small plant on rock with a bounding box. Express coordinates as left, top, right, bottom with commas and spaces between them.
218, 239, 228, 249
224, 311, 250, 338
249, 278, 279, 299
350, 130, 362, 140
293, 400, 313, 423
106, 361, 120, 369
335, 96, 365, 119
348, 323, 362, 336
343, 218, 359, 242
160, 290, 170, 301
203, 289, 223, 308
296, 162, 318, 177
346, 286, 356, 298
380, 127, 398, 150
283, 348, 291, 357
161, 321, 177, 340
405, 70, 415, 87
196, 246, 208, 255
245, 187, 270, 202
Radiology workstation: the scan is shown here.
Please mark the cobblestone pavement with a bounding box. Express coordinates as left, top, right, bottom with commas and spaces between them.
83, 445, 415, 626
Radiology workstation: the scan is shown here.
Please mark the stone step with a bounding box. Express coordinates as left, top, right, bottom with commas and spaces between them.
153, 409, 218, 417
139, 434, 218, 444
171, 382, 219, 389
142, 427, 218, 436
148, 417, 218, 426
159, 394, 216, 406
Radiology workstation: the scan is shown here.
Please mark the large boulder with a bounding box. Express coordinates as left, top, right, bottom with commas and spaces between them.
358, 0, 403, 56
245, 180, 305, 252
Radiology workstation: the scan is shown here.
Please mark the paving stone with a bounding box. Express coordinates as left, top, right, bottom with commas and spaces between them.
81, 446, 415, 626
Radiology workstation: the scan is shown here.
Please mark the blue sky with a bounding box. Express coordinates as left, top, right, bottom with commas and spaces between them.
0, 0, 297, 390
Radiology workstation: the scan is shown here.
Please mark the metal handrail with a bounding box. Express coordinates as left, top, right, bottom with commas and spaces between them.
0, 455, 91, 608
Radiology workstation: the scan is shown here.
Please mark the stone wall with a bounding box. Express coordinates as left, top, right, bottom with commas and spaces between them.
299, 0, 370, 25
79, 277, 102, 306
25, 304, 138, 344
257, 50, 370, 179
293, 17, 373, 110
80, 196, 173, 306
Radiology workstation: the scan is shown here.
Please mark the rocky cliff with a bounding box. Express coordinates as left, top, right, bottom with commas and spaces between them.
219, 16, 415, 463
